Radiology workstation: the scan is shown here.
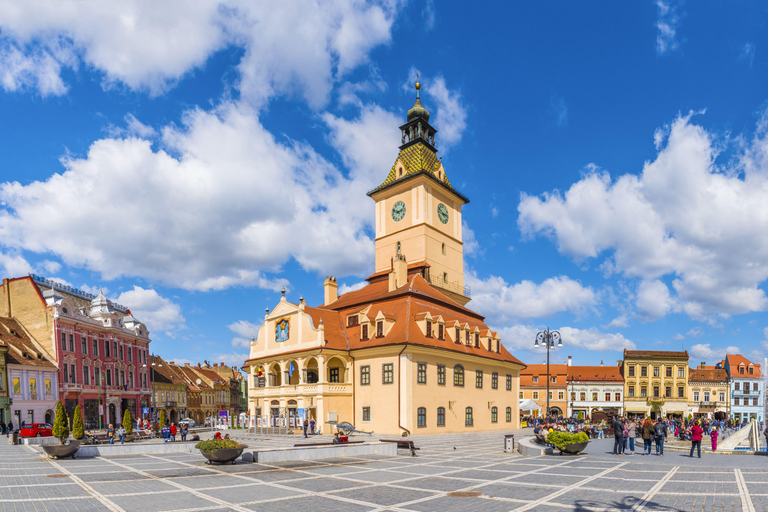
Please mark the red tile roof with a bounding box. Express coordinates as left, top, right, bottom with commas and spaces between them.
567, 366, 624, 383
688, 368, 729, 382
725, 354, 762, 378
0, 317, 56, 367
624, 349, 688, 358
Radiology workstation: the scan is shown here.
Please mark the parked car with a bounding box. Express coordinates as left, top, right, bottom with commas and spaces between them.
178, 418, 196, 427
19, 423, 53, 438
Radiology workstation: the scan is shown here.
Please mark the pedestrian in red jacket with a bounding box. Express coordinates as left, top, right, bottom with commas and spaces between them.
689, 420, 703, 458
170, 423, 178, 442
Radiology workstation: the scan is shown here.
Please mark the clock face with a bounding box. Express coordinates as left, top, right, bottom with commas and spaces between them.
391, 201, 406, 222
437, 203, 449, 224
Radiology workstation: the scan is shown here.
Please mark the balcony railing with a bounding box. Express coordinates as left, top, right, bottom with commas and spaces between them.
62, 382, 82, 392
699, 401, 718, 407
424, 273, 471, 298
164, 401, 178, 407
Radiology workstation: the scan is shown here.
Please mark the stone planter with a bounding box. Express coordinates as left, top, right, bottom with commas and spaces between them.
201, 446, 246, 465
559, 441, 589, 455
42, 443, 80, 459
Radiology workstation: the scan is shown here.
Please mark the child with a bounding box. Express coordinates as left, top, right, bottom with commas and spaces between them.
710, 428, 718, 451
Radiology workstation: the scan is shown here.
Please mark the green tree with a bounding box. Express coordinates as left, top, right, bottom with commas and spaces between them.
51, 401, 69, 444
159, 410, 166, 428
123, 409, 133, 434
71, 404, 84, 440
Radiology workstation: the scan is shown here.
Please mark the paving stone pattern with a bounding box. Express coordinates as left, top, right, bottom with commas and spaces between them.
1, 432, 767, 511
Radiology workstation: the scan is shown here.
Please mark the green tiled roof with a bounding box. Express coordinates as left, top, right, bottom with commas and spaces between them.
371, 141, 455, 192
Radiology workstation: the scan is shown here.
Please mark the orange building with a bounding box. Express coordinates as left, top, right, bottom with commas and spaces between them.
520, 363, 569, 417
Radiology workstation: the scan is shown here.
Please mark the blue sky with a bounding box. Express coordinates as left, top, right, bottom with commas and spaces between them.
1, 1, 767, 370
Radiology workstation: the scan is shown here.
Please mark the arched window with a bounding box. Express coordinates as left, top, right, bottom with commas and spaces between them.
465, 407, 473, 426
506, 407, 512, 423
453, 365, 464, 387
441, 243, 446, 255
491, 406, 498, 423
437, 407, 445, 426
417, 407, 426, 428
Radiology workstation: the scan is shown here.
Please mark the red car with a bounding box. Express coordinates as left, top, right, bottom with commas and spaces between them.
19, 423, 53, 438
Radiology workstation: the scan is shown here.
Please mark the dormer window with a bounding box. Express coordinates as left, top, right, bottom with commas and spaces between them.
438, 324, 444, 340
533, 376, 538, 383
347, 316, 359, 327
377, 321, 383, 337
455, 327, 460, 344
426, 321, 432, 338
465, 331, 470, 345
740, 366, 745, 375
749, 366, 754, 375
474, 333, 479, 348
361, 324, 368, 340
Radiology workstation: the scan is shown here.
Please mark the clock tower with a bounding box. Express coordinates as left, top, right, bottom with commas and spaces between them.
367, 81, 470, 305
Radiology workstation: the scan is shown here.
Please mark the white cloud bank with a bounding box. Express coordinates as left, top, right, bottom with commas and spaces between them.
688, 343, 739, 362
115, 286, 185, 333
498, 324, 635, 355
519, 108, 768, 321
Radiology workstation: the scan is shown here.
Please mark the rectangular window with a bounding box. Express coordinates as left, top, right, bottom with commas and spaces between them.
592, 392, 598, 401
506, 374, 512, 391
734, 397, 740, 406
382, 363, 394, 384
474, 333, 479, 348
70, 364, 76, 383
641, 386, 647, 397
735, 382, 740, 390
519, 391, 524, 399
119, 345, 124, 360
361, 324, 368, 340
81, 337, 87, 354
693, 391, 699, 401
417, 363, 427, 384
438, 324, 444, 340
362, 406, 371, 422
113, 341, 117, 356
347, 315, 358, 327
61, 332, 67, 351
491, 372, 498, 389
465, 331, 470, 345
744, 382, 750, 393
678, 368, 684, 378
703, 391, 710, 402
63, 365, 69, 383
417, 407, 426, 427
377, 321, 383, 337
329, 368, 339, 383
69, 334, 74, 352
506, 407, 512, 423
533, 391, 539, 400
475, 370, 483, 389
605, 392, 611, 401
551, 376, 557, 383
548, 391, 553, 400
83, 367, 90, 385
665, 386, 671, 398
641, 366, 647, 377
532, 376, 538, 383
719, 392, 725, 402
628, 366, 635, 377
130, 372, 134, 388
653, 367, 660, 377
465, 407, 473, 426
491, 407, 498, 423
678, 387, 684, 398
437, 407, 445, 426
653, 386, 659, 398
437, 364, 446, 386
105, 341, 110, 357
749, 367, 754, 375
106, 369, 112, 386
754, 398, 759, 406
360, 365, 370, 385
94, 367, 100, 386
628, 386, 634, 397
580, 392, 586, 401
558, 391, 564, 400
614, 392, 620, 401
426, 321, 432, 337
455, 327, 460, 343
93, 339, 99, 356
666, 366, 672, 377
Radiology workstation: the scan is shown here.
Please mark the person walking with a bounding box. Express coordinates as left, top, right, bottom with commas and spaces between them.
710, 426, 718, 451
612, 416, 624, 455
302, 418, 308, 438
180, 423, 188, 441
310, 418, 316, 435
641, 418, 653, 455
689, 420, 703, 458
653, 418, 668, 456
170, 423, 177, 442
107, 424, 115, 444
621, 418, 629, 454
117, 425, 126, 444
627, 418, 637, 455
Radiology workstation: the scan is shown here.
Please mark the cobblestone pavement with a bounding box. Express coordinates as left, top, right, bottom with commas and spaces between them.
1, 432, 767, 512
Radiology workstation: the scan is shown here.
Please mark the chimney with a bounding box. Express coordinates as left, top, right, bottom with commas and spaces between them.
700, 361, 705, 369
233, 366, 237, 372
170, 361, 175, 365
600, 360, 603, 366
220, 362, 224, 366
185, 363, 190, 367
388, 252, 408, 292
323, 276, 338, 305
213, 363, 217, 367
567, 355, 572, 366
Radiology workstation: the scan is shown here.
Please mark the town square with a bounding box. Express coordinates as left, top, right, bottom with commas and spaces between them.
0, 1, 767, 511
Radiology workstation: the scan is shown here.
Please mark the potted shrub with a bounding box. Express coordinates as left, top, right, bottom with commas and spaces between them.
71, 405, 84, 444
42, 402, 79, 459
546, 431, 590, 455
122, 410, 135, 442
195, 438, 247, 464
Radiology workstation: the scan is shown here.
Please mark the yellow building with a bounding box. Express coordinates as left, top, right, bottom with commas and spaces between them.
244, 83, 526, 435
687, 365, 729, 420
622, 350, 689, 419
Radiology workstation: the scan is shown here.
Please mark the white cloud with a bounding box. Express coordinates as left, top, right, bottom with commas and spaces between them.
338, 281, 367, 295
0, 101, 383, 290
519, 108, 768, 321
656, 0, 681, 55
422, 0, 436, 30
674, 333, 685, 340
115, 286, 185, 333
608, 315, 629, 328
497, 324, 635, 355
0, 0, 399, 108
228, 320, 261, 349
210, 352, 249, 369
424, 76, 467, 152
740, 42, 755, 67
686, 327, 705, 338
550, 95, 568, 127
0, 251, 33, 277
688, 343, 739, 361
636, 279, 674, 322
467, 272, 596, 325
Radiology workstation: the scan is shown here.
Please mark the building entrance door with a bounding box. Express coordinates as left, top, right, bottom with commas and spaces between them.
108, 404, 116, 426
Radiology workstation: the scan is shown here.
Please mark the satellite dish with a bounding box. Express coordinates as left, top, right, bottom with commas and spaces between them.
196, 379, 202, 385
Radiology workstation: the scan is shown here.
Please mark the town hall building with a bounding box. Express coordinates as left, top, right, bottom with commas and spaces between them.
245, 82, 526, 435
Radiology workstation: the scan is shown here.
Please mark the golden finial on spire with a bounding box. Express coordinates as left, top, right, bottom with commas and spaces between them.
415, 72, 420, 98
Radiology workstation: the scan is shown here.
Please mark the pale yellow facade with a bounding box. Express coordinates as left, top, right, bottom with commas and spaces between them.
622, 351, 689, 418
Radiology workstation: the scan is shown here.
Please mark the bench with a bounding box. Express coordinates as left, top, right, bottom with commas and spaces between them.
293, 441, 365, 447
380, 439, 419, 456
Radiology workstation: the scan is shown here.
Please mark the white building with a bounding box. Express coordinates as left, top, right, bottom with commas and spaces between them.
567, 365, 624, 419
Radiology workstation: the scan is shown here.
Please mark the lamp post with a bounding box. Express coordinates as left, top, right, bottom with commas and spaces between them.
535, 328, 562, 420
143, 355, 160, 424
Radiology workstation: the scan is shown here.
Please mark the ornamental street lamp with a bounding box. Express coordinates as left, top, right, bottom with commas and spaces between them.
535, 328, 562, 420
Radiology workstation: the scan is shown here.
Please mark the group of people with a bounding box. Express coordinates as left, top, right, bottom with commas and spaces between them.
301, 418, 317, 438
160, 422, 191, 442
611, 416, 729, 457
0, 421, 15, 435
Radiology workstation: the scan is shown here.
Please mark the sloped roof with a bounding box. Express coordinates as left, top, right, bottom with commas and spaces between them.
567, 366, 624, 383
0, 317, 56, 367
520, 363, 569, 386
725, 354, 762, 378
689, 368, 729, 382
624, 350, 688, 358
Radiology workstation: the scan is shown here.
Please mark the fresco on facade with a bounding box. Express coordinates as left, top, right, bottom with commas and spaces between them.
275, 318, 290, 342
29, 378, 36, 396
45, 379, 52, 395
12, 377, 20, 394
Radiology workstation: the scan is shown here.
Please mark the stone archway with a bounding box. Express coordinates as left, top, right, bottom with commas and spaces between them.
45, 409, 53, 424
108, 403, 117, 427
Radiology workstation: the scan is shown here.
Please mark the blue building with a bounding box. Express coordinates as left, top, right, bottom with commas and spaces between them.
721, 355, 763, 423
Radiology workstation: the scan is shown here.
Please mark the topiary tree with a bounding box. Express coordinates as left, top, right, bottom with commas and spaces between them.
52, 401, 69, 444
159, 410, 166, 428
72, 404, 84, 440
123, 409, 133, 435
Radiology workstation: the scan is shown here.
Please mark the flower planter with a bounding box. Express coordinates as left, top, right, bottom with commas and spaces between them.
559, 441, 589, 455
200, 446, 247, 465
42, 444, 80, 459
